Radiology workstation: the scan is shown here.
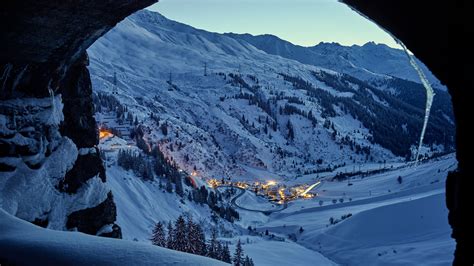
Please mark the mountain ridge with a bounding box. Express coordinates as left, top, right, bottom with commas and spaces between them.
88, 9, 454, 182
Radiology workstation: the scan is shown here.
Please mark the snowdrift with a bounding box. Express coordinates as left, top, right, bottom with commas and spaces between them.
0, 209, 225, 265
316, 193, 454, 265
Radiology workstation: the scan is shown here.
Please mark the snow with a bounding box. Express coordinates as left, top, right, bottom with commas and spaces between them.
107, 165, 216, 241
226, 34, 446, 91
88, 9, 411, 183
316, 193, 454, 266
0, 209, 226, 265
100, 136, 238, 242
235, 190, 279, 211
237, 237, 336, 266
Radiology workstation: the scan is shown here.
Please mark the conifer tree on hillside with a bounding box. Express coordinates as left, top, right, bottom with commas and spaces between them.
186, 216, 206, 255
233, 239, 244, 266
243, 256, 254, 266
173, 215, 187, 252
207, 227, 219, 259
216, 241, 223, 261
287, 119, 295, 141
175, 175, 184, 197
150, 222, 166, 247
222, 243, 232, 263
151, 216, 248, 263
166, 221, 174, 249
165, 176, 173, 193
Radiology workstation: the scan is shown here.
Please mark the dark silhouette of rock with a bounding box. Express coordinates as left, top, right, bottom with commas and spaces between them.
343, 2, 473, 264
1, 0, 157, 238
67, 192, 122, 239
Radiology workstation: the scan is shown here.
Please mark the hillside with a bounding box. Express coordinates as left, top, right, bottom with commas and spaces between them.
88, 10, 454, 184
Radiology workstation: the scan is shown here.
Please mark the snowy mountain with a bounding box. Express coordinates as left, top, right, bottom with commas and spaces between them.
225, 33, 445, 90
88, 9, 454, 183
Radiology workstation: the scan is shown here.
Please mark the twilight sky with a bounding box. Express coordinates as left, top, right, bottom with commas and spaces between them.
148, 0, 400, 48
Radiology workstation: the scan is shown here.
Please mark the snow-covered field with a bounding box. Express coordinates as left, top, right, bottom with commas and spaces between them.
230, 155, 456, 265
0, 209, 225, 265
235, 190, 279, 211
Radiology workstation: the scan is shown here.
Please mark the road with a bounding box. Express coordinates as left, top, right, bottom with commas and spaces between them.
219, 186, 288, 214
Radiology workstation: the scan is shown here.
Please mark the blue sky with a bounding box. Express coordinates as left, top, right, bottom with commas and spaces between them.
148, 0, 400, 48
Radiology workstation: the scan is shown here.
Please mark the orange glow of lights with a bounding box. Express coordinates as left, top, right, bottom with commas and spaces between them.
99, 128, 113, 139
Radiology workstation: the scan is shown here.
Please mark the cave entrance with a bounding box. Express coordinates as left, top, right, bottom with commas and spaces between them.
1, 0, 468, 265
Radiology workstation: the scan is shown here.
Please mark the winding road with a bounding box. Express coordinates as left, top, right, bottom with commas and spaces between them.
220, 186, 288, 214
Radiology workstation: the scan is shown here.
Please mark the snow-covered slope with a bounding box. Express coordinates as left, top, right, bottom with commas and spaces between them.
88, 9, 454, 184
0, 209, 225, 265
317, 193, 453, 265
252, 155, 457, 265
99, 135, 238, 242
225, 33, 445, 91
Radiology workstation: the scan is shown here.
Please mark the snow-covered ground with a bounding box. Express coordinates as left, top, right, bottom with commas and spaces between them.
316, 193, 454, 266
0, 209, 225, 265
232, 155, 457, 265
100, 135, 239, 242
235, 190, 279, 211
99, 140, 456, 265
233, 236, 336, 266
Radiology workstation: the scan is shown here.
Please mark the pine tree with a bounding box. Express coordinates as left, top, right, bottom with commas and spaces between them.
222, 243, 232, 263
175, 175, 184, 197
186, 217, 207, 255
150, 221, 166, 247
196, 225, 207, 256
165, 176, 173, 193
233, 239, 244, 266
243, 256, 253, 266
216, 241, 223, 261
166, 221, 174, 249
173, 215, 187, 252
207, 227, 219, 259
287, 120, 295, 141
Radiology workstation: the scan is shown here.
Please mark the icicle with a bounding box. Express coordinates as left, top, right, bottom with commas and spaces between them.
339, 2, 436, 166
1, 63, 13, 92
48, 80, 56, 125
49, 86, 55, 112
396, 41, 435, 165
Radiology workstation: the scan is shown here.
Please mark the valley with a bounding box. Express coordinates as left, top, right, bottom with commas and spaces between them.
88, 9, 457, 266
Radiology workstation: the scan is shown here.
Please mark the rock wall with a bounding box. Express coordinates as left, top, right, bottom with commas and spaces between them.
0, 0, 157, 237
342, 1, 473, 264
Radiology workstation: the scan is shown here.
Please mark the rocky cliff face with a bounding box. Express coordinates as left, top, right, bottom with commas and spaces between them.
0, 0, 157, 237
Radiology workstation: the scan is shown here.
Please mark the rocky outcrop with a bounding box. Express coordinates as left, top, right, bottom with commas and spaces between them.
1, 0, 157, 238
57, 54, 106, 194
67, 192, 122, 239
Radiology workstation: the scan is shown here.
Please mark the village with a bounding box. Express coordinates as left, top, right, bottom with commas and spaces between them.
207, 178, 318, 204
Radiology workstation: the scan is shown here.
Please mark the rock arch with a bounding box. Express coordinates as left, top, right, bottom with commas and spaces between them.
1, 0, 471, 263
